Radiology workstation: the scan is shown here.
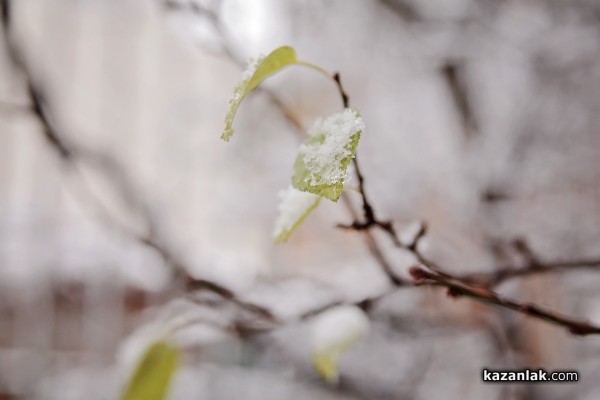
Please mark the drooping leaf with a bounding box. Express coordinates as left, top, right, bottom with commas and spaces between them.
246, 46, 297, 92
273, 185, 321, 243
292, 108, 363, 201
121, 341, 180, 400
221, 46, 298, 141
310, 305, 369, 384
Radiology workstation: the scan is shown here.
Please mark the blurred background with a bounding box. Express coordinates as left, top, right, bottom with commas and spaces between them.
1, 0, 600, 399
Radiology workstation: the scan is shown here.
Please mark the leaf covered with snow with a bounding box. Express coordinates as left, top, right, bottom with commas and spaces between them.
310, 305, 370, 384
221, 46, 298, 141
273, 185, 321, 243
292, 108, 363, 201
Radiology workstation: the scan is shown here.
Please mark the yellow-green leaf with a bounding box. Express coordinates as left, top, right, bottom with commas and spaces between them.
313, 348, 346, 384
273, 185, 321, 243
310, 306, 369, 384
292, 108, 363, 201
221, 46, 298, 141
246, 46, 297, 92
121, 341, 180, 400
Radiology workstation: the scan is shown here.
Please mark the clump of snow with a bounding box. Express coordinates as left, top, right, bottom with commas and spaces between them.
292, 108, 363, 200
310, 305, 370, 384
302, 108, 364, 185
272, 185, 320, 243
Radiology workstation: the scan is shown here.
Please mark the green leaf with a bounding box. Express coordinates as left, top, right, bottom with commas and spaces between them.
310, 306, 370, 384
121, 341, 180, 400
221, 46, 298, 141
273, 186, 321, 243
292, 108, 363, 201
246, 46, 297, 92
313, 349, 343, 384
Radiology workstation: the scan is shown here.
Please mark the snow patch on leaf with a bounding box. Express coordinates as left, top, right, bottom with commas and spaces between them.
310, 305, 369, 384
292, 108, 363, 201
272, 185, 321, 243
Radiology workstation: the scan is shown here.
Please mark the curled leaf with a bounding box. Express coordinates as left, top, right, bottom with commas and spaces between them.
310, 305, 369, 384
221, 46, 298, 141
273, 185, 321, 243
292, 108, 363, 201
121, 341, 180, 400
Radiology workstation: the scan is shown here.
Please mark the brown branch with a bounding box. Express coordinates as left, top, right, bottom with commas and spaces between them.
339, 194, 405, 286
340, 194, 600, 335
409, 266, 600, 336
332, 72, 350, 108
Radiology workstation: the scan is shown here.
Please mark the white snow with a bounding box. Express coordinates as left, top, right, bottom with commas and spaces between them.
298, 108, 364, 186
310, 305, 370, 354
272, 185, 320, 242
309, 305, 370, 383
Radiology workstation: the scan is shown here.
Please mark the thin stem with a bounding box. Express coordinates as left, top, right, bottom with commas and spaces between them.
295, 60, 333, 79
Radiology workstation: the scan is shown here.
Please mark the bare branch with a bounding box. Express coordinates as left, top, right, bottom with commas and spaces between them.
409, 266, 600, 336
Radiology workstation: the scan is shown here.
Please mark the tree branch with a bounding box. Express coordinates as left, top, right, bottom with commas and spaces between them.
409, 266, 600, 336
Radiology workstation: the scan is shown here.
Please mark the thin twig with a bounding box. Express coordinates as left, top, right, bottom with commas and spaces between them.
409, 266, 600, 336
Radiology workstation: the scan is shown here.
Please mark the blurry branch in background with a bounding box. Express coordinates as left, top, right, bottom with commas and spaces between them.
0, 0, 169, 228
441, 62, 478, 139
378, 0, 420, 22
378, 1, 479, 140
458, 238, 600, 287
160, 0, 600, 336
0, 0, 280, 329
